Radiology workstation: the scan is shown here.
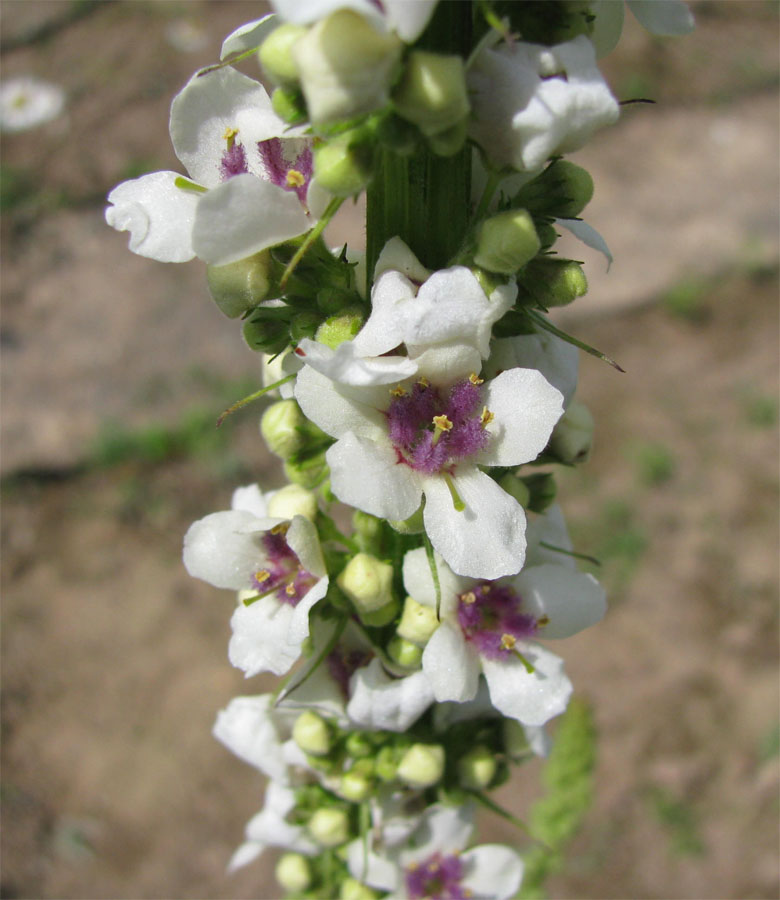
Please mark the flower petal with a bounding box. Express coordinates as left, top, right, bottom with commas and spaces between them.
402, 547, 465, 618
212, 695, 291, 783
346, 659, 435, 732
461, 845, 525, 900
515, 564, 606, 639
221, 14, 277, 59
628, 0, 695, 35
288, 576, 329, 645
231, 483, 270, 517
229, 597, 302, 677
183, 509, 270, 590
295, 337, 418, 386
294, 364, 387, 440
400, 804, 476, 865
555, 216, 613, 270
421, 621, 480, 703
481, 644, 572, 726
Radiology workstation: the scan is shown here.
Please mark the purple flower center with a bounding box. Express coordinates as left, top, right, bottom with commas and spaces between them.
405, 853, 466, 900
250, 527, 317, 606
257, 138, 313, 207
457, 581, 539, 660
386, 378, 490, 475
220, 141, 249, 180
326, 648, 373, 699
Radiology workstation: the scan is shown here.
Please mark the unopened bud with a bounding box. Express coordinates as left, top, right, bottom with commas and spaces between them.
375, 746, 400, 782
457, 744, 497, 790
474, 209, 541, 275
340, 877, 381, 900
339, 769, 373, 802
396, 596, 439, 646
387, 635, 423, 669
284, 452, 328, 489
258, 23, 306, 85
271, 86, 307, 125
290, 311, 322, 342
315, 307, 365, 349
393, 51, 469, 137
308, 807, 350, 847
548, 400, 594, 463
547, 160, 594, 218
293, 10, 402, 124
260, 399, 305, 460
397, 743, 445, 788
345, 731, 374, 759
314, 136, 374, 197
521, 472, 557, 514
503, 719, 531, 759
352, 511, 383, 554
293, 710, 332, 757
520, 258, 587, 307
337, 553, 397, 625
243, 312, 290, 355
267, 484, 318, 521
275, 852, 312, 893
497, 473, 531, 508
206, 251, 273, 318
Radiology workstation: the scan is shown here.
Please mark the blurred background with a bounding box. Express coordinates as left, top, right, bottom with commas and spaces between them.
1, 1, 778, 897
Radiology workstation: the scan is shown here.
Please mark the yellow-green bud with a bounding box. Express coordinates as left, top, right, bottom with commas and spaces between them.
314, 136, 374, 197
292, 710, 332, 757
339, 769, 373, 802
293, 10, 402, 124
337, 553, 396, 624
206, 251, 273, 318
375, 746, 400, 782
425, 118, 467, 157
387, 506, 424, 534
271, 86, 307, 125
457, 744, 497, 790
397, 743, 445, 788
497, 473, 531, 508
474, 209, 541, 275
345, 731, 374, 759
260, 399, 306, 460
267, 483, 318, 521
387, 635, 423, 669
392, 51, 470, 137
340, 877, 381, 900
258, 23, 306, 85
548, 400, 594, 463
525, 259, 588, 307
548, 160, 594, 218
315, 308, 365, 349
308, 807, 350, 847
284, 452, 329, 490
275, 852, 312, 893
396, 596, 439, 647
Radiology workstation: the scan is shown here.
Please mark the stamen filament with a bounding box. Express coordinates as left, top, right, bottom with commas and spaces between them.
512, 648, 536, 674
443, 473, 465, 512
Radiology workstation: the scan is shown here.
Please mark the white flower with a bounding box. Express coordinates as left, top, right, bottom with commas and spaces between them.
591, 0, 695, 58
105, 66, 326, 265
0, 77, 65, 133
346, 658, 435, 732
347, 803, 524, 900
271, 0, 438, 44
401, 506, 606, 726
182, 483, 329, 677
468, 34, 619, 172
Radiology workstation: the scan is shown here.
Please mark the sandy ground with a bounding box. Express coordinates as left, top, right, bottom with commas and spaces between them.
1, 2, 778, 898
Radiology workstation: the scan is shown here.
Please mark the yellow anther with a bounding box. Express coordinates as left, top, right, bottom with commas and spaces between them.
461, 591, 476, 605
500, 633, 517, 650
537, 614, 550, 627
285, 582, 297, 596
469, 372, 484, 385
286, 169, 305, 188
407, 862, 419, 872
417, 376, 429, 387
390, 385, 407, 397
222, 126, 239, 149
480, 406, 495, 427
271, 522, 290, 536
254, 569, 271, 583
431, 414, 452, 447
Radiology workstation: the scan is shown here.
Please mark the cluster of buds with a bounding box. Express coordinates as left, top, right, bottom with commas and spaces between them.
106, 0, 693, 896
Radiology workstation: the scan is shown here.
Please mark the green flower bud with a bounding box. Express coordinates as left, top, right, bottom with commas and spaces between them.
291, 311, 322, 342
317, 286, 354, 315
292, 710, 332, 757
352, 511, 384, 555
474, 209, 541, 275
536, 222, 558, 249
314, 135, 375, 197
243, 310, 291, 355
392, 51, 469, 137
260, 399, 306, 460
275, 852, 312, 893
425, 118, 467, 157
548, 400, 594, 463
284, 452, 329, 489
271, 86, 307, 125
521, 472, 557, 514
497, 473, 531, 508
345, 731, 374, 759
396, 596, 439, 647
340, 769, 373, 802
340, 877, 381, 900
386, 635, 423, 669
520, 258, 587, 307
337, 553, 397, 625
258, 23, 306, 85
206, 251, 273, 318
307, 807, 350, 847
293, 10, 402, 124
514, 160, 594, 219
397, 743, 445, 788
315, 307, 365, 349
387, 506, 424, 534
267, 483, 318, 521
457, 744, 497, 790
374, 746, 400, 782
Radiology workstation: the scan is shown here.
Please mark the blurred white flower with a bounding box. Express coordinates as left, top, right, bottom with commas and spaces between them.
0, 77, 65, 133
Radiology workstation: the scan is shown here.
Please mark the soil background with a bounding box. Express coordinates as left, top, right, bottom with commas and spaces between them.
1, 2, 778, 899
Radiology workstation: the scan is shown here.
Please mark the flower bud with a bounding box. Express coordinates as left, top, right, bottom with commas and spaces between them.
308, 807, 350, 847
243, 311, 291, 355
392, 51, 470, 137
260, 399, 305, 460
547, 159, 594, 218
387, 506, 424, 534
497, 473, 531, 508
457, 744, 497, 790
258, 23, 306, 85
290, 311, 322, 342
267, 483, 318, 521
292, 10, 402, 124
340, 878, 381, 900
317, 286, 354, 316
339, 768, 373, 802
548, 400, 594, 463
337, 553, 397, 626
275, 852, 312, 893
397, 743, 445, 788
292, 710, 332, 757
386, 635, 423, 669
352, 510, 383, 555
375, 746, 400, 782
315, 307, 365, 349
345, 731, 374, 759
314, 135, 375, 197
425, 118, 468, 157
284, 452, 329, 490
474, 209, 541, 275
520, 258, 587, 307
396, 596, 439, 647
206, 251, 273, 318
271, 86, 307, 125
521, 472, 557, 514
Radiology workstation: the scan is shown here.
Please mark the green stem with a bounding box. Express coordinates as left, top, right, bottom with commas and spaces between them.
423, 532, 442, 621
216, 375, 295, 427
